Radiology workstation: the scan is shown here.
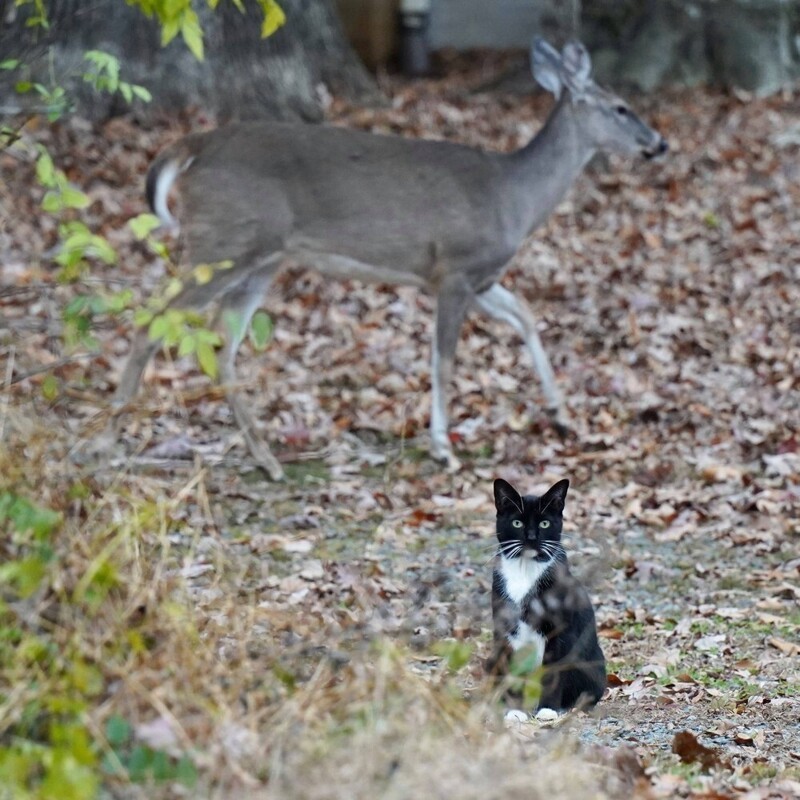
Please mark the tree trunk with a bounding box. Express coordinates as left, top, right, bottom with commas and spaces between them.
0, 0, 380, 121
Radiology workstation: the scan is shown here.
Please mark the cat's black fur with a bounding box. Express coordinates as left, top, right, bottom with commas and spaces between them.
487, 477, 606, 712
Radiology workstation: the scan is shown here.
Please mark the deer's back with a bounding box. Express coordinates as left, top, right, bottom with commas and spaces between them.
174, 122, 519, 286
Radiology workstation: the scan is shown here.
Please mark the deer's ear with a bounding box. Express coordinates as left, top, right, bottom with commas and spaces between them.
560, 40, 592, 95
531, 38, 563, 99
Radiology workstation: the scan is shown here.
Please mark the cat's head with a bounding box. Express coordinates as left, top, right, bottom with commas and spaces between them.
493, 478, 569, 563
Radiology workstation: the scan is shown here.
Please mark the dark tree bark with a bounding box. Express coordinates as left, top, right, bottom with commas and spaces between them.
0, 0, 380, 120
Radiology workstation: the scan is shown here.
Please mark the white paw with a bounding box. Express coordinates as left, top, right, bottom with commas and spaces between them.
534, 707, 559, 722
504, 709, 529, 725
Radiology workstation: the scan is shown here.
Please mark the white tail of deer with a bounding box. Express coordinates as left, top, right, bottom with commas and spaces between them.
113, 38, 666, 479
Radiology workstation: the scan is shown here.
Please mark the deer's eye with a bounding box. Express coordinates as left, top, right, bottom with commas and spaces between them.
615, 105, 628, 116
511, 520, 523, 529
539, 520, 551, 529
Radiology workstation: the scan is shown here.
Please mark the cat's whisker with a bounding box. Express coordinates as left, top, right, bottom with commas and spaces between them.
499, 544, 523, 560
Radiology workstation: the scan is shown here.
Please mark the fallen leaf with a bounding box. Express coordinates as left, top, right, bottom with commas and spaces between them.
672, 730, 724, 770
767, 636, 800, 656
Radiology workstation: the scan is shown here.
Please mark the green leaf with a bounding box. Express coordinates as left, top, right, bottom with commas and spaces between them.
180, 9, 204, 61
196, 339, 218, 379
150, 748, 171, 780
0, 59, 19, 70
175, 755, 198, 787
129, 212, 162, 240
105, 715, 131, 747
60, 186, 91, 209
0, 492, 61, 537
432, 640, 474, 673
148, 315, 169, 341
522, 673, 542, 708
160, 17, 181, 46
0, 556, 47, 597
193, 263, 215, 285
134, 308, 154, 327
106, 289, 134, 313
35, 151, 56, 187
65, 296, 91, 316
41, 191, 64, 213
41, 375, 59, 401
259, 0, 286, 37
510, 645, 544, 677
177, 335, 195, 356
15, 80, 33, 93
127, 746, 151, 781
119, 82, 133, 104
132, 84, 153, 103
249, 310, 273, 350
222, 309, 245, 342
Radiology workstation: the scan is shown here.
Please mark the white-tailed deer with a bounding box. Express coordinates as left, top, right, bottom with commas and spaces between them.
113, 39, 666, 479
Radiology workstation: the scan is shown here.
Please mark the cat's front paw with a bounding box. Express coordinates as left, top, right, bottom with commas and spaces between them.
504, 709, 529, 725
534, 707, 560, 722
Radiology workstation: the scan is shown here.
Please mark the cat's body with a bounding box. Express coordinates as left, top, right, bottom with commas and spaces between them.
488, 478, 606, 712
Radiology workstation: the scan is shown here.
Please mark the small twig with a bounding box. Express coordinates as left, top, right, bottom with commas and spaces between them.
0, 345, 14, 440
3, 350, 100, 387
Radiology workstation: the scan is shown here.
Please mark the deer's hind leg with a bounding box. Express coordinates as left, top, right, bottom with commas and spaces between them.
213, 260, 283, 480
474, 283, 570, 434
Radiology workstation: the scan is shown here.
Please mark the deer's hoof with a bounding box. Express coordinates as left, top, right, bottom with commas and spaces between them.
548, 413, 575, 440
254, 451, 285, 481
431, 443, 461, 473
243, 438, 285, 481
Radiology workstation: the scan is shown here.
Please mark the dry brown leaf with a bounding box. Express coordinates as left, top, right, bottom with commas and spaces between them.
672, 730, 724, 770
767, 636, 800, 656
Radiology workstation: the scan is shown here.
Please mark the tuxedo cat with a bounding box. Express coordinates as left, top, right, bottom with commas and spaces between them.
487, 477, 606, 712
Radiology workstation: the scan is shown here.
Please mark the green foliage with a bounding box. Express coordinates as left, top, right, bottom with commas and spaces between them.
0, 491, 62, 538
508, 646, 545, 708
36, 150, 90, 213
15, 0, 50, 28
257, 0, 286, 37
0, 478, 203, 798
4, 53, 72, 119
432, 640, 474, 673
249, 310, 273, 351
136, 307, 223, 379
0, 492, 60, 597
63, 290, 135, 348
56, 222, 118, 277
127, 0, 285, 60
83, 51, 152, 104
0, 494, 101, 799
101, 716, 198, 787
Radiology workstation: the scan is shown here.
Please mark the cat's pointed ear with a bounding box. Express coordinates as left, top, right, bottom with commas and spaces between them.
494, 479, 523, 515
542, 479, 570, 512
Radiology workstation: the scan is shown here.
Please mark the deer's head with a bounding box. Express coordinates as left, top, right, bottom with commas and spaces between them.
532, 39, 668, 160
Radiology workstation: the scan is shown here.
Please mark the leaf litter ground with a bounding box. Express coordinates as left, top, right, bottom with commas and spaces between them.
1, 52, 799, 798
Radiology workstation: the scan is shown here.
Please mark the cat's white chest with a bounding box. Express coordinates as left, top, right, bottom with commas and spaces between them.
498, 556, 551, 605
508, 622, 546, 661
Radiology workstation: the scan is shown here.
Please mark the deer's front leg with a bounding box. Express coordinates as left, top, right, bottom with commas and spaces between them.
430, 278, 473, 470
474, 283, 570, 434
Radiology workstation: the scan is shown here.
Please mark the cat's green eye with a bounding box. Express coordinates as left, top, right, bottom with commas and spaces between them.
539, 520, 551, 529
511, 520, 523, 529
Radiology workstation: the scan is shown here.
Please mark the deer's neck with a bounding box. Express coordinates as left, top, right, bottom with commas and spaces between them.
506, 98, 595, 237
